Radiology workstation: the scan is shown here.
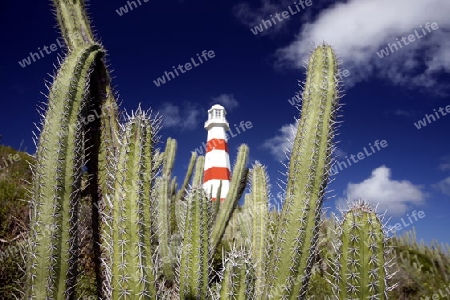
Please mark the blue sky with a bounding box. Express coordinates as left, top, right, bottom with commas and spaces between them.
1, 0, 449, 244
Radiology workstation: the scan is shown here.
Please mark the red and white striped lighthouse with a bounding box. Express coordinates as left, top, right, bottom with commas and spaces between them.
203, 104, 231, 201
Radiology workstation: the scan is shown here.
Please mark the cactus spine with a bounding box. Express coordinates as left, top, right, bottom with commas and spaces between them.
264, 44, 340, 299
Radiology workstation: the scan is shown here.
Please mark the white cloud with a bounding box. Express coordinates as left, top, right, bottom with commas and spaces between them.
342, 165, 425, 215
434, 177, 450, 196
263, 122, 344, 161
262, 123, 297, 161
158, 102, 200, 131
439, 154, 450, 171
441, 164, 450, 172
211, 94, 239, 111
233, 0, 295, 36
275, 0, 450, 91
392, 109, 415, 117
334, 147, 346, 159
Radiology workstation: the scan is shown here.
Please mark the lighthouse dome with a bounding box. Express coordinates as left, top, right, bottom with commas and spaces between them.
210, 104, 225, 110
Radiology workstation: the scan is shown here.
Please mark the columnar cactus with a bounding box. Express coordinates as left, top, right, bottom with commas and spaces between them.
330, 200, 396, 300
155, 138, 177, 283
210, 144, 249, 253
178, 188, 211, 299
242, 162, 270, 298
108, 109, 158, 299
26, 44, 103, 300
264, 44, 341, 300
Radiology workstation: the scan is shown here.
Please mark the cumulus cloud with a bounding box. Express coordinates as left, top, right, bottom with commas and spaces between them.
434, 176, 450, 196
275, 0, 450, 91
262, 123, 297, 161
211, 94, 239, 111
342, 165, 425, 215
392, 110, 415, 118
439, 154, 450, 172
233, 0, 295, 36
158, 102, 201, 131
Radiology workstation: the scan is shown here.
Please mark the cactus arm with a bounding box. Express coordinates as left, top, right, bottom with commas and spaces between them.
265, 45, 340, 299
178, 188, 210, 299
50, 1, 121, 296
82, 53, 120, 299
170, 176, 178, 198
51, 0, 96, 50
157, 138, 177, 283
219, 249, 255, 300
333, 201, 390, 299
211, 181, 222, 225
110, 121, 129, 299
152, 150, 165, 176
211, 144, 249, 254
174, 155, 204, 237
249, 162, 270, 298
109, 111, 157, 299
122, 117, 144, 296
219, 259, 233, 300
162, 137, 176, 177
140, 117, 158, 299
175, 152, 197, 202
237, 193, 252, 243
26, 44, 103, 299
192, 155, 205, 187
157, 175, 172, 281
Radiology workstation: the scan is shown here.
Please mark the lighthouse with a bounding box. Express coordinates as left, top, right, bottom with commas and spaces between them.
203, 104, 231, 201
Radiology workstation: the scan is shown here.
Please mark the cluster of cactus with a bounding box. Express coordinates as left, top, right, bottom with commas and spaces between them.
24, 0, 397, 299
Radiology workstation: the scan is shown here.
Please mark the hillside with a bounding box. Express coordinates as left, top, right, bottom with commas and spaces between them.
0, 145, 34, 297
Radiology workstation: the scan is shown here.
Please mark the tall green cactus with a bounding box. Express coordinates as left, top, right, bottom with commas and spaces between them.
331, 200, 395, 299
156, 138, 177, 283
50, 0, 121, 297
26, 44, 103, 299
247, 162, 270, 299
175, 152, 198, 202
210, 144, 249, 254
108, 109, 157, 299
178, 188, 211, 299
264, 44, 340, 299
